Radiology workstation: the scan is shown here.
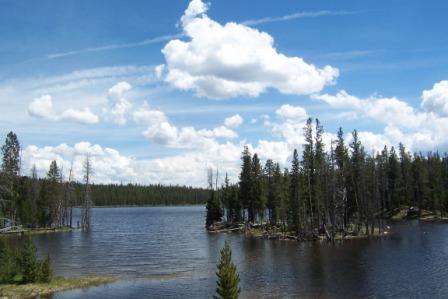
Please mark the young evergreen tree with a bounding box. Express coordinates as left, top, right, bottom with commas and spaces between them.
214, 241, 240, 299
39, 255, 52, 283
21, 237, 40, 283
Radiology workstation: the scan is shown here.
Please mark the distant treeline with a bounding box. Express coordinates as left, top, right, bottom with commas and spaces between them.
206, 118, 448, 241
87, 183, 208, 206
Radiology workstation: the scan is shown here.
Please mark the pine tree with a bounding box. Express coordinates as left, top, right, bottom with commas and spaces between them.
251, 154, 265, 223
264, 159, 276, 225
45, 160, 61, 227
0, 239, 16, 284
0, 131, 21, 224
289, 149, 301, 233
214, 241, 240, 299
314, 118, 325, 229
21, 237, 39, 283
238, 147, 252, 222
39, 255, 52, 283
388, 146, 402, 210
302, 118, 315, 230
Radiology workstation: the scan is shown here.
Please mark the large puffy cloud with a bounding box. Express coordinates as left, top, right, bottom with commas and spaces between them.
421, 80, 448, 116
161, 0, 338, 99
28, 95, 99, 124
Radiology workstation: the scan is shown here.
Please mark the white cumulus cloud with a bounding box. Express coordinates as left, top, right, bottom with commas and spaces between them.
421, 80, 448, 116
28, 95, 99, 124
161, 0, 339, 99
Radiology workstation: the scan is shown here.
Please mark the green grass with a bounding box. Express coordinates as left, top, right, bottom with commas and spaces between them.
0, 276, 116, 298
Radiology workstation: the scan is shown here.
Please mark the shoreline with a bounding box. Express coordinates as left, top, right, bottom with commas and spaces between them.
390, 206, 448, 223
0, 276, 116, 299
0, 227, 74, 238
208, 223, 390, 242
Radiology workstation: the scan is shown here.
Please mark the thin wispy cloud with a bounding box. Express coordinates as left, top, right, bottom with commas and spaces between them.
318, 50, 380, 60
46, 34, 183, 59
43, 10, 357, 60
242, 10, 358, 26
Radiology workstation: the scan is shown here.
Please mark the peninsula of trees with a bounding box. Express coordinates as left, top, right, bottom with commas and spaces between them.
206, 118, 448, 241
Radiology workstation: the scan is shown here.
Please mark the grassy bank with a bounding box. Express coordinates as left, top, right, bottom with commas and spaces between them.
0, 276, 116, 299
209, 223, 389, 241
0, 227, 73, 238
391, 206, 448, 222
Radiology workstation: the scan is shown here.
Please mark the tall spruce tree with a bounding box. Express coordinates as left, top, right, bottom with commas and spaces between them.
239, 147, 252, 222
289, 149, 301, 233
0, 131, 21, 223
302, 118, 315, 230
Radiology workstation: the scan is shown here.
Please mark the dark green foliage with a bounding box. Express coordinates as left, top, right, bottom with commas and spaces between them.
21, 237, 39, 283
0, 240, 19, 284
251, 154, 265, 223
239, 146, 253, 221
215, 119, 448, 237
206, 169, 223, 228
0, 237, 52, 285
289, 149, 301, 233
39, 255, 52, 283
206, 190, 223, 228
214, 241, 240, 299
0, 131, 21, 223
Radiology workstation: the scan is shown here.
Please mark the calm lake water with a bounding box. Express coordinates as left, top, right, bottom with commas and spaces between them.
30, 206, 448, 298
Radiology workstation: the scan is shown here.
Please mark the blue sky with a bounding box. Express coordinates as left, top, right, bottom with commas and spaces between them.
1, 0, 448, 186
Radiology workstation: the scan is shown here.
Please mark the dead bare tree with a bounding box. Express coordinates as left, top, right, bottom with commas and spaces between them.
81, 155, 93, 230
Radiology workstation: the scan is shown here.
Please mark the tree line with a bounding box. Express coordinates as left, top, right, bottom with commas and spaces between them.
0, 131, 208, 230
207, 118, 448, 240
0, 131, 92, 230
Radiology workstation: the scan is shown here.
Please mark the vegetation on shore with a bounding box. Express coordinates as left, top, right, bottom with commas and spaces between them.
391, 206, 448, 222
206, 118, 448, 242
0, 276, 116, 299
0, 237, 52, 285
0, 237, 115, 299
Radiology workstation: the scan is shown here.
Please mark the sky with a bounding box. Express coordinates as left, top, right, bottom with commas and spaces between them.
1, 0, 448, 186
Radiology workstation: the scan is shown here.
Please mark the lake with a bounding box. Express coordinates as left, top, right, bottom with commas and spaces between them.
31, 206, 448, 298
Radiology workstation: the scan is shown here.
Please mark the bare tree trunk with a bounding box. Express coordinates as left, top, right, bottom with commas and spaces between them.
82, 156, 93, 230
